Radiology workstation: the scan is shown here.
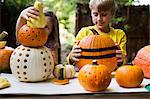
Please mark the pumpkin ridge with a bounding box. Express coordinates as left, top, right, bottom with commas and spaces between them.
135, 55, 150, 62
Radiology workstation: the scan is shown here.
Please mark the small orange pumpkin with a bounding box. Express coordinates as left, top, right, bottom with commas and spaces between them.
133, 45, 150, 78
76, 34, 117, 72
78, 60, 112, 92
0, 46, 14, 72
0, 32, 14, 72
115, 65, 144, 88
18, 25, 48, 47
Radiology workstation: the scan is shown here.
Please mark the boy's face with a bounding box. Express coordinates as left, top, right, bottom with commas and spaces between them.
91, 7, 113, 31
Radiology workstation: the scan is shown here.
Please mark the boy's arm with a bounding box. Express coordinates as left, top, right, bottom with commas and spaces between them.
119, 33, 127, 65
66, 28, 88, 64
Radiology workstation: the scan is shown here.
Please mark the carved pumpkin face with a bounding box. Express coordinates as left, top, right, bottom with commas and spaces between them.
18, 25, 48, 47
133, 45, 150, 78
78, 60, 112, 92
76, 34, 117, 72
115, 65, 144, 88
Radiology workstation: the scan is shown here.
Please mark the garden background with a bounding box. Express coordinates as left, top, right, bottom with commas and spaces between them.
0, 0, 149, 63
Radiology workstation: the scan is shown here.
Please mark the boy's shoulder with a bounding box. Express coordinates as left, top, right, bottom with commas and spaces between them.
80, 26, 95, 31
111, 27, 125, 34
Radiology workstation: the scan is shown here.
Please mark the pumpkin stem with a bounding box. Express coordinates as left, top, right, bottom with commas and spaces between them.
92, 60, 98, 65
0, 31, 8, 41
58, 68, 64, 80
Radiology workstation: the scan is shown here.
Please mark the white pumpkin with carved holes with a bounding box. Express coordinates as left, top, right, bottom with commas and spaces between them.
10, 45, 54, 82
53, 64, 76, 79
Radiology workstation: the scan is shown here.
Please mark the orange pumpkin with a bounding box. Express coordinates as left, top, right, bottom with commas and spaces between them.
18, 25, 48, 47
133, 45, 150, 78
115, 65, 144, 88
78, 60, 112, 92
76, 34, 117, 72
0, 46, 14, 72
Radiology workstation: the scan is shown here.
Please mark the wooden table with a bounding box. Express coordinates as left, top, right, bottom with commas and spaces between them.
0, 73, 149, 99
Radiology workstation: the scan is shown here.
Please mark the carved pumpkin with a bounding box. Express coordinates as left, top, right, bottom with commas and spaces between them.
10, 45, 54, 82
78, 60, 112, 92
76, 34, 117, 72
115, 65, 144, 88
0, 46, 14, 72
53, 64, 76, 79
18, 25, 48, 47
133, 45, 150, 78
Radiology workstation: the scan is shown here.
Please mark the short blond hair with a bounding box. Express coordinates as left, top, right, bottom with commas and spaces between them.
89, 0, 116, 13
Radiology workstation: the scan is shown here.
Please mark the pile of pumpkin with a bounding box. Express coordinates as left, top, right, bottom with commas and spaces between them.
9, 0, 54, 82
76, 33, 149, 92
9, 0, 76, 83
1, 0, 149, 92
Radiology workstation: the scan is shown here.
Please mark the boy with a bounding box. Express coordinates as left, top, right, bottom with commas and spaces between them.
68, 0, 127, 67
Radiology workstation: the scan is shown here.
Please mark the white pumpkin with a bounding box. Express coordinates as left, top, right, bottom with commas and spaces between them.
53, 64, 76, 79
10, 45, 54, 82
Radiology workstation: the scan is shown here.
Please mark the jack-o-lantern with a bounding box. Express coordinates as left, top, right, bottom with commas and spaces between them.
10, 45, 54, 82
133, 45, 150, 78
76, 34, 117, 72
53, 64, 76, 79
115, 65, 144, 88
78, 60, 112, 92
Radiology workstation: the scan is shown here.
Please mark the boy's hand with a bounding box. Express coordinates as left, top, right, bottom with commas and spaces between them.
116, 49, 123, 63
69, 42, 81, 64
115, 43, 123, 66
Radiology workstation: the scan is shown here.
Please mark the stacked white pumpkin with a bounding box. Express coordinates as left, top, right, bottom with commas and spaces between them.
10, 1, 54, 82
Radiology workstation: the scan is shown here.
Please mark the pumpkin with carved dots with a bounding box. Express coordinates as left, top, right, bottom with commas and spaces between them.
17, 0, 48, 47
53, 64, 76, 79
10, 45, 54, 82
133, 45, 150, 78
78, 60, 112, 92
18, 25, 48, 47
115, 65, 144, 88
76, 34, 117, 72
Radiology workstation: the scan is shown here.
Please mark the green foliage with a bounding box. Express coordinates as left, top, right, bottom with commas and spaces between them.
112, 17, 126, 23
4, 0, 34, 10
115, 0, 134, 6
43, 0, 77, 34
